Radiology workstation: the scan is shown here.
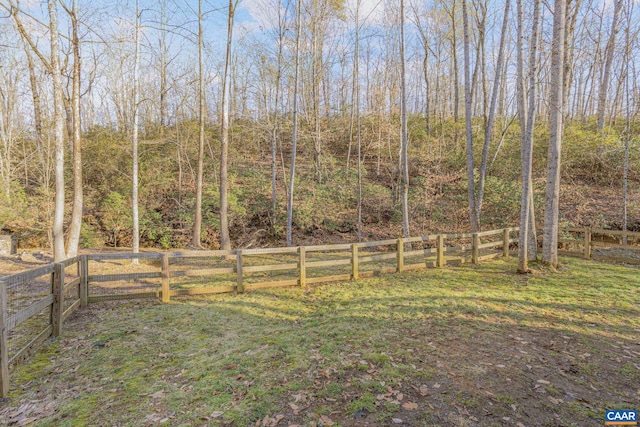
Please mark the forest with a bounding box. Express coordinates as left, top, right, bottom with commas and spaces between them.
0, 0, 638, 270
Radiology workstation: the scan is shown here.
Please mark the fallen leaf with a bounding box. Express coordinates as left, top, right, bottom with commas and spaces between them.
211, 411, 224, 418
392, 418, 403, 424
150, 390, 165, 399
320, 415, 335, 426
537, 379, 550, 385
402, 402, 418, 410
289, 403, 299, 414
432, 383, 441, 389
419, 385, 429, 396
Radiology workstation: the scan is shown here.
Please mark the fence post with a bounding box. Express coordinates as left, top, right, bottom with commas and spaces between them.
79, 255, 88, 307
397, 238, 404, 272
503, 228, 510, 258
299, 247, 306, 288
0, 280, 9, 398
437, 235, 445, 267
351, 244, 359, 280
236, 250, 244, 294
584, 227, 592, 260
161, 253, 170, 303
472, 233, 479, 265
52, 263, 64, 337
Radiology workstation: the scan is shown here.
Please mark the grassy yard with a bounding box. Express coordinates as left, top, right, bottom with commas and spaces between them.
1, 257, 639, 427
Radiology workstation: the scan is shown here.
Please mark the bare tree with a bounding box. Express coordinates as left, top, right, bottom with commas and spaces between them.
132, 0, 141, 257
49, 0, 66, 261
287, 0, 302, 247
7, 1, 66, 259
596, 0, 623, 132
476, 0, 510, 226
63, 0, 83, 258
219, 0, 236, 251
461, 0, 510, 232
400, 0, 410, 240
542, 0, 567, 267
462, 0, 478, 231
271, 0, 289, 215
354, 0, 363, 242
192, 0, 206, 248
0, 50, 19, 204
442, 0, 460, 122
517, 0, 541, 273
622, 0, 634, 244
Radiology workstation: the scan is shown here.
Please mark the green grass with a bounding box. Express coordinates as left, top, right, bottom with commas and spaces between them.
2, 257, 639, 427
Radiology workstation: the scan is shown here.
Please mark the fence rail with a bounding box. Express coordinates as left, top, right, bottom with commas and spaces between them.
2, 226, 639, 397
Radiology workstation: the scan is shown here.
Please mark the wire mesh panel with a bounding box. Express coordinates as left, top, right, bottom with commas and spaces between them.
403, 235, 439, 270
241, 247, 299, 290
475, 229, 509, 262
356, 240, 398, 276
61, 257, 82, 320
87, 253, 162, 302
590, 229, 640, 263
305, 244, 353, 284
1, 266, 54, 364
441, 233, 474, 265
168, 250, 236, 297
558, 228, 586, 256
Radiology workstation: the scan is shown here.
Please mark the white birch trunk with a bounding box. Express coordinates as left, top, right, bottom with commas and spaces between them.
542, 0, 567, 267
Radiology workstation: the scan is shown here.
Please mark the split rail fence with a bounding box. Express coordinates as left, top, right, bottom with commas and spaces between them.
1, 226, 639, 397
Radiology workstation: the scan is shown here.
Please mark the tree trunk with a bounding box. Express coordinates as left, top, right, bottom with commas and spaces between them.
596, 0, 623, 132
159, 0, 168, 129
66, 0, 83, 258
476, 0, 510, 226
517, 0, 540, 272
354, 0, 363, 241
192, 0, 206, 248
400, 0, 410, 239
219, 0, 235, 251
45, 0, 66, 261
286, 0, 302, 247
24, 46, 48, 188
622, 2, 632, 245
271, 3, 286, 216
542, 0, 567, 267
462, 0, 479, 232
447, 2, 460, 122
131, 0, 141, 258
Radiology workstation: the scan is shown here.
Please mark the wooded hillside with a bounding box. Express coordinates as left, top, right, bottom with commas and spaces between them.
0, 0, 638, 259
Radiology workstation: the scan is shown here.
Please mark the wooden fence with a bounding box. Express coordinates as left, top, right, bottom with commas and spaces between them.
1, 226, 638, 397
558, 227, 640, 264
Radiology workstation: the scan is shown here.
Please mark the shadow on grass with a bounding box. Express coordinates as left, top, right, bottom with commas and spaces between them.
2, 257, 639, 427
